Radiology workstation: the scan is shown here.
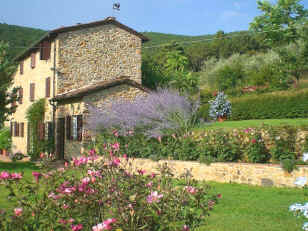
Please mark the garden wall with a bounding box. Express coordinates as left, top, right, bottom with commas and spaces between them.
126, 158, 308, 188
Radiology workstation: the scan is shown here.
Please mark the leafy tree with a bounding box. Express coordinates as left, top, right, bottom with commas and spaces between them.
250, 0, 308, 46
277, 38, 308, 85
0, 42, 18, 127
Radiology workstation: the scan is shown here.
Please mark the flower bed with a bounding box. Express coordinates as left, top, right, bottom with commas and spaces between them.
94, 125, 308, 172
0, 151, 219, 231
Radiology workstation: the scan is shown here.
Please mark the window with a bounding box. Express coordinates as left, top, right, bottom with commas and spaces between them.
31, 53, 36, 69
66, 115, 82, 141
30, 83, 35, 102
20, 61, 24, 75
46, 77, 51, 98
19, 88, 23, 104
40, 41, 51, 60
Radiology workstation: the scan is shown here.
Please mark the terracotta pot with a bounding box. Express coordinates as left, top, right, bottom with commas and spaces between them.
2, 149, 7, 156
217, 116, 226, 122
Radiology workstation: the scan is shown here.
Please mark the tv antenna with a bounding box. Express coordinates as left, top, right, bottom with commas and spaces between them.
112, 2, 121, 18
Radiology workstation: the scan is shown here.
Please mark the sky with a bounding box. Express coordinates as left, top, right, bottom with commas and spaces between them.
1, 0, 308, 36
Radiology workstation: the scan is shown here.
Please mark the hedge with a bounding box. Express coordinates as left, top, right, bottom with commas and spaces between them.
199, 89, 308, 121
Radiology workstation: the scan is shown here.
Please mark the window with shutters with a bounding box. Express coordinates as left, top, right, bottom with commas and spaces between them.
40, 41, 51, 60
19, 88, 23, 104
46, 77, 51, 98
31, 53, 36, 68
30, 83, 35, 102
20, 61, 24, 75
66, 115, 83, 141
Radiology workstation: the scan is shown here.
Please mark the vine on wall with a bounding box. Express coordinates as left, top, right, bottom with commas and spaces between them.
25, 98, 46, 160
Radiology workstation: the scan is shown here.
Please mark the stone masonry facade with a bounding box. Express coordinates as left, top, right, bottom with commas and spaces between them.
57, 24, 142, 94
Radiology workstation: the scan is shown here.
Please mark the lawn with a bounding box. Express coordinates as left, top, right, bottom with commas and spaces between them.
0, 161, 39, 209
197, 118, 308, 131
0, 162, 307, 231
201, 182, 307, 231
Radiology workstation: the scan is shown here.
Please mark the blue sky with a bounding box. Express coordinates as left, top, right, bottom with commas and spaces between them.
1, 0, 308, 36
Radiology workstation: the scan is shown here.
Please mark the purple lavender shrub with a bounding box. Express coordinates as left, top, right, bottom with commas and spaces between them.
86, 89, 200, 137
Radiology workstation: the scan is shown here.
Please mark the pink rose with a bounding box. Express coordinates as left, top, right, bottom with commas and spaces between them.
14, 208, 23, 217
0, 171, 10, 180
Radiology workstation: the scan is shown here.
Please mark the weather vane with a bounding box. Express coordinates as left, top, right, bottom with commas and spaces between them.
112, 2, 120, 18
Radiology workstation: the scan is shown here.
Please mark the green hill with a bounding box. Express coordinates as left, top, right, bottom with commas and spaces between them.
142, 32, 214, 48
0, 23, 254, 59
0, 23, 46, 59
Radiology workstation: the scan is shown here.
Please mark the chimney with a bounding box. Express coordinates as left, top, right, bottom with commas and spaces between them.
106, 16, 116, 21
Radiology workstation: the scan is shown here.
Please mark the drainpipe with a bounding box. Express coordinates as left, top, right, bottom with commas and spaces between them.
52, 40, 57, 158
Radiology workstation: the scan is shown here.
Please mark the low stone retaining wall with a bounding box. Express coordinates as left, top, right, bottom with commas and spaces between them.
126, 158, 308, 188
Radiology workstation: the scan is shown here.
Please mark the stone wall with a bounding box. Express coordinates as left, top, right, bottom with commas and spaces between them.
124, 158, 308, 188
57, 24, 142, 94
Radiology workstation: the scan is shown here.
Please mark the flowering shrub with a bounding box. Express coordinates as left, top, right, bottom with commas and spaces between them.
208, 92, 231, 120
94, 125, 308, 169
86, 88, 200, 138
290, 176, 308, 230
0, 151, 219, 231
245, 132, 271, 163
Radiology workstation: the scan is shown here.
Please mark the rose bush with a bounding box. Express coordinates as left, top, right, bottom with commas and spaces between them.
94, 125, 308, 169
0, 149, 219, 231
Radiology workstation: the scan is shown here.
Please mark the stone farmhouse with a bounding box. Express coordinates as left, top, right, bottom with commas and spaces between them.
5, 17, 149, 160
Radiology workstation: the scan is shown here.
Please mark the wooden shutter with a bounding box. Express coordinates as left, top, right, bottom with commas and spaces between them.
46, 77, 51, 97
40, 41, 51, 60
37, 122, 45, 141
30, 83, 35, 102
15, 122, 19, 137
20, 123, 24, 138
77, 115, 83, 141
19, 88, 23, 104
20, 61, 24, 75
12, 100, 16, 113
66, 116, 71, 140
31, 53, 36, 68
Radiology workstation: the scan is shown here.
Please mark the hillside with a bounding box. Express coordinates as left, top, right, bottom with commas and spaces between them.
0, 23, 254, 59
0, 23, 46, 59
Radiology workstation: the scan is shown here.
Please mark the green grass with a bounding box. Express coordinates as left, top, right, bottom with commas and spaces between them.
196, 118, 308, 131
200, 182, 307, 231
0, 162, 306, 230
0, 161, 39, 209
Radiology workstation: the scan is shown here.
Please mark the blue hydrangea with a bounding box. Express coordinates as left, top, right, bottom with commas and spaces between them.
208, 92, 231, 120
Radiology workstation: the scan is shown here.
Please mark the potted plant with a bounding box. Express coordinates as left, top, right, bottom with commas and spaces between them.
208, 92, 232, 122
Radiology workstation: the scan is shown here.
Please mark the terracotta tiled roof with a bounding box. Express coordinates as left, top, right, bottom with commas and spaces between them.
15, 17, 149, 61
52, 77, 150, 101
